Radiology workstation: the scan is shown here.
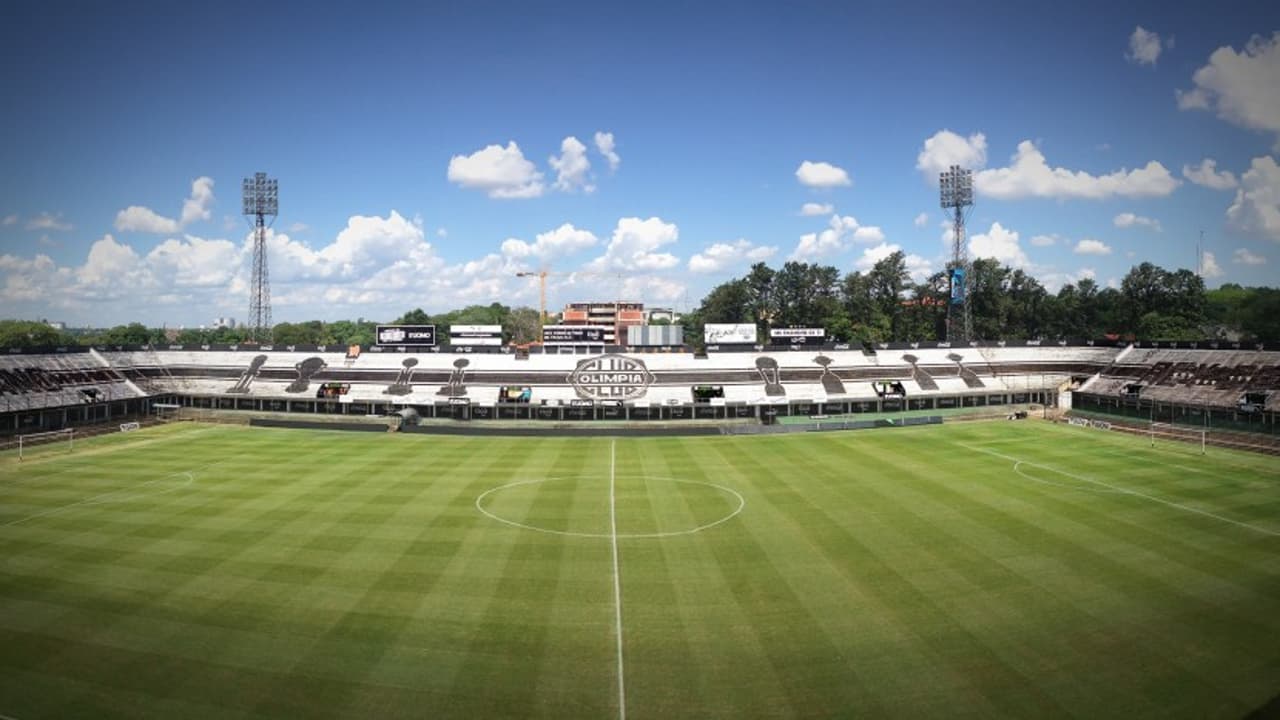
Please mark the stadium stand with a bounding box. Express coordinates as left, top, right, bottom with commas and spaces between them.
2, 341, 1274, 438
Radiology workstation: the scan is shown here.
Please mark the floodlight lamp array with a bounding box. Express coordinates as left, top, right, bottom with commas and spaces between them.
938, 165, 973, 209
242, 172, 279, 217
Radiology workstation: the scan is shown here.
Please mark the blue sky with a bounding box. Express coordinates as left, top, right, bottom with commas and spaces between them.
1, 1, 1278, 327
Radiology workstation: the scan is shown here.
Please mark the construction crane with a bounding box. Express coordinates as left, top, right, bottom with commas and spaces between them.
515, 269, 554, 323
516, 268, 630, 323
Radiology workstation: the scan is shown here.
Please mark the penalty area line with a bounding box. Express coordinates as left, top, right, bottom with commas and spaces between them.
960, 442, 1280, 538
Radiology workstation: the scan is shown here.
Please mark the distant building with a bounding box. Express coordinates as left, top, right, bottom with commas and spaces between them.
213, 317, 236, 329
44, 320, 66, 330
561, 301, 644, 344
645, 307, 679, 324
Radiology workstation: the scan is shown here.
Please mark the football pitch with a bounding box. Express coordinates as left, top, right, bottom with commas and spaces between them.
1, 421, 1278, 719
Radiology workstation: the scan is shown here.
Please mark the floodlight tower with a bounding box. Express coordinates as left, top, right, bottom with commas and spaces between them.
243, 172, 278, 343
939, 165, 974, 343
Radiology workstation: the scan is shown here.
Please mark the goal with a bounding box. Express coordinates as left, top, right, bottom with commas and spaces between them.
17, 428, 74, 461
153, 403, 183, 422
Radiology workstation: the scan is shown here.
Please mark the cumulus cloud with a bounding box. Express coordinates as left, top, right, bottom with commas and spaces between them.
1233, 248, 1266, 265
968, 221, 1030, 268
913, 212, 928, 228
1177, 33, 1280, 147
853, 242, 932, 282
975, 141, 1178, 199
594, 131, 620, 171
114, 176, 216, 234
1039, 267, 1098, 294
1182, 158, 1238, 190
1113, 212, 1162, 231
0, 210, 608, 324
1200, 251, 1224, 278
688, 239, 777, 273
916, 130, 988, 180
587, 217, 680, 272
146, 235, 240, 288
1030, 234, 1058, 247
1226, 156, 1280, 242
791, 214, 883, 260
549, 136, 594, 193
1126, 26, 1166, 66
447, 141, 545, 199
25, 212, 73, 232
800, 202, 833, 216
795, 161, 851, 187
1074, 239, 1113, 255
501, 223, 598, 261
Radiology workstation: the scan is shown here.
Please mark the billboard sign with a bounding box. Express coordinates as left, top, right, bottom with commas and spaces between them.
543, 325, 610, 345
375, 324, 436, 347
704, 323, 757, 344
769, 327, 825, 345
950, 267, 966, 305
567, 354, 655, 401
449, 324, 503, 346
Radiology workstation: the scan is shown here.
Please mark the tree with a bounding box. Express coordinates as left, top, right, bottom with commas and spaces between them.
504, 306, 543, 344
696, 279, 752, 324
0, 320, 73, 348
867, 251, 911, 339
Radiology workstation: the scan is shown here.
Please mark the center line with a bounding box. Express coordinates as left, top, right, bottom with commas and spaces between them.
609, 439, 627, 720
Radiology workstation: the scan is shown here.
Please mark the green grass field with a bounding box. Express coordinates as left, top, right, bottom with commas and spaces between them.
1, 420, 1278, 719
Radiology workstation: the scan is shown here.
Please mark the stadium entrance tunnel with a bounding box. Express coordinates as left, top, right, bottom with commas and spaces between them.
475, 474, 745, 539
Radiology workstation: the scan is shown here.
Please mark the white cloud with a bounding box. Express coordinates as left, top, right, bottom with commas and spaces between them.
549, 136, 594, 193
25, 212, 73, 232
1029, 234, 1058, 247
975, 141, 1178, 199
1126, 26, 1165, 66
800, 202, 833, 216
501, 223, 598, 261
853, 242, 932, 283
436, 227, 448, 238
114, 176, 216, 234
1182, 158, 1238, 190
1233, 248, 1266, 265
593, 131, 620, 172
1, 214, 16, 226
913, 212, 928, 228
853, 226, 885, 243
447, 141, 545, 199
1041, 267, 1097, 293
916, 130, 988, 180
1226, 155, 1280, 242
688, 239, 777, 273
146, 235, 240, 288
1074, 238, 1113, 255
587, 217, 680, 272
795, 160, 851, 188
969, 222, 1031, 268
1113, 212, 1162, 231
179, 177, 215, 226
1200, 250, 1224, 278
288, 222, 309, 233
1177, 33, 1280, 147
114, 206, 181, 234
791, 214, 881, 260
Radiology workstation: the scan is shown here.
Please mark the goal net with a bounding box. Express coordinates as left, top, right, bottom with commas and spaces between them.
17, 428, 74, 460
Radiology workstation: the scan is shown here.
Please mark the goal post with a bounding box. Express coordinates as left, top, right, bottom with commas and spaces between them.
17, 428, 74, 461
1150, 422, 1207, 455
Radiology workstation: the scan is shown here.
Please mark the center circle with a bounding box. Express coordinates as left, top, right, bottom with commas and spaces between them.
475, 474, 745, 539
